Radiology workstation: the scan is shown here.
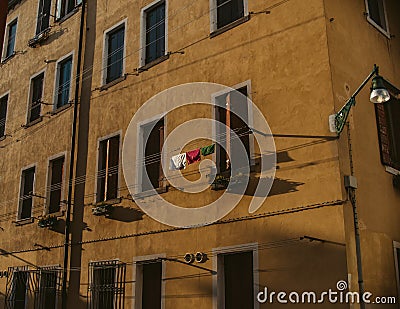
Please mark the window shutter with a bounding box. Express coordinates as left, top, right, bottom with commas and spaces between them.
375, 103, 392, 166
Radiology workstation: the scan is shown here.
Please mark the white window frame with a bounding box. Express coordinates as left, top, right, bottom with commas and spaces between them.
135, 113, 167, 194
45, 152, 67, 216
17, 163, 37, 221
209, 0, 249, 33
55, 0, 82, 20
212, 243, 259, 309
364, 0, 390, 38
394, 241, 400, 301
35, 0, 52, 36
133, 253, 166, 309
26, 68, 46, 124
101, 19, 127, 86
211, 80, 255, 173
0, 90, 11, 138
139, 0, 168, 67
93, 131, 122, 204
53, 51, 74, 110
2, 17, 18, 61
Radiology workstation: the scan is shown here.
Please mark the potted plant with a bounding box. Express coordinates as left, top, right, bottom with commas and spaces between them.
38, 215, 57, 228
211, 174, 230, 190
92, 203, 113, 216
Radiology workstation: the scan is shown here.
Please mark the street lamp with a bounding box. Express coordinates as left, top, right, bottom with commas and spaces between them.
330, 65, 391, 309
330, 64, 390, 135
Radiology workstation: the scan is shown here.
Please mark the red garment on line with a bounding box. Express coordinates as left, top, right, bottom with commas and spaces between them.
186, 148, 201, 164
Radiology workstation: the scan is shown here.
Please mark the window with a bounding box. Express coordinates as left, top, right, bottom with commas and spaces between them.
211, 0, 248, 33
0, 94, 8, 138
28, 72, 44, 124
7, 269, 28, 309
47, 156, 65, 214
104, 23, 125, 84
141, 118, 164, 192
36, 0, 51, 35
36, 267, 62, 308
375, 84, 400, 171
141, 1, 167, 66
56, 0, 82, 20
55, 55, 72, 109
215, 86, 252, 174
97, 135, 120, 202
5, 266, 62, 309
18, 167, 35, 220
217, 251, 254, 309
88, 260, 126, 309
4, 19, 17, 59
365, 0, 389, 36
135, 261, 163, 309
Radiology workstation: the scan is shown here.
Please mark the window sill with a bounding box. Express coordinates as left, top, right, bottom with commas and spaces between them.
28, 28, 51, 48
138, 54, 170, 73
13, 218, 34, 226
56, 6, 81, 24
46, 210, 65, 217
385, 166, 400, 176
24, 117, 43, 128
100, 75, 127, 91
210, 15, 250, 38
51, 102, 73, 115
366, 17, 391, 39
94, 197, 122, 207
134, 186, 168, 199
1, 53, 15, 64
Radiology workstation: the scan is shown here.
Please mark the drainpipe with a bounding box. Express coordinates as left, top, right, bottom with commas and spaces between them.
61, 0, 86, 308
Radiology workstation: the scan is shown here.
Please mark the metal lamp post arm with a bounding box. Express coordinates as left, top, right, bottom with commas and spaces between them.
335, 65, 379, 134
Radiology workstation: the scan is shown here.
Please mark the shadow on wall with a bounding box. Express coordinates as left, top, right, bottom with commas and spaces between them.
107, 206, 144, 222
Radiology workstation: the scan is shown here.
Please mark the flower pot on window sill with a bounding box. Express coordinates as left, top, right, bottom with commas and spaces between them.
211, 174, 230, 191
92, 204, 113, 216
37, 215, 58, 229
28, 28, 50, 48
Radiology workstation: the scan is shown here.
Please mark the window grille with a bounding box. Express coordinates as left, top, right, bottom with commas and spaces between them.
4, 266, 62, 309
88, 260, 126, 309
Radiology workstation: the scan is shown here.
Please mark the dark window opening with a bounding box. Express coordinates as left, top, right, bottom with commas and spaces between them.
88, 260, 126, 309
19, 167, 35, 220
376, 93, 400, 170
145, 2, 165, 64
36, 0, 51, 35
36, 269, 60, 308
142, 119, 164, 192
11, 271, 28, 309
0, 95, 8, 138
56, 0, 81, 20
5, 20, 17, 58
56, 56, 72, 108
48, 156, 65, 214
97, 135, 120, 202
367, 0, 388, 31
222, 251, 254, 309
139, 261, 162, 309
106, 25, 125, 84
29, 72, 44, 123
215, 86, 251, 173
216, 0, 244, 29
